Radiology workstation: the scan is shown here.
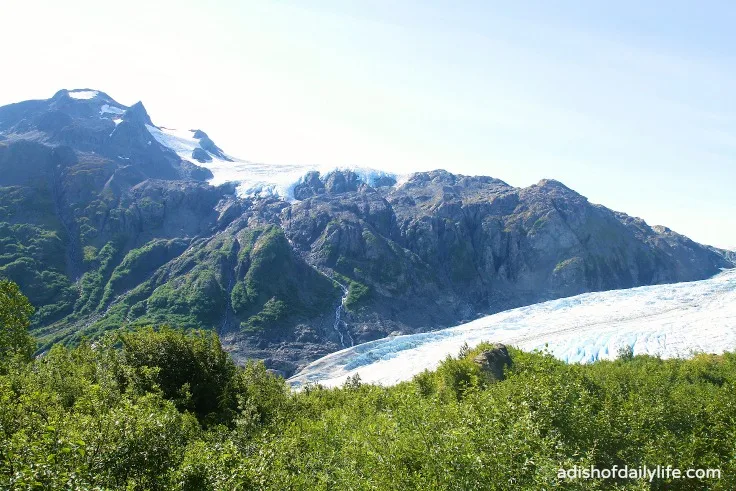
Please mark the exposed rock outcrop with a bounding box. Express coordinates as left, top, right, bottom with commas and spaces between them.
473, 344, 512, 382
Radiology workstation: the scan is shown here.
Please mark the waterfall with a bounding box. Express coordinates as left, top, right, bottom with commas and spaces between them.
221, 276, 234, 333
219, 237, 240, 335
284, 234, 354, 348
332, 284, 354, 348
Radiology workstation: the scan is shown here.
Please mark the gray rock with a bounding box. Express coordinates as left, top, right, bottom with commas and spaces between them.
266, 368, 286, 378
473, 344, 511, 382
123, 101, 154, 126
292, 171, 325, 200
198, 135, 232, 161
191, 147, 212, 163
372, 175, 397, 187
324, 170, 361, 194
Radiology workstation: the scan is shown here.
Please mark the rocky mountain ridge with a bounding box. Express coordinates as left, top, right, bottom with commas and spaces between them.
0, 89, 732, 375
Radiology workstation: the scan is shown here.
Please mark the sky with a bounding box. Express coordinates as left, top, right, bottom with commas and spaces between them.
1, 0, 735, 249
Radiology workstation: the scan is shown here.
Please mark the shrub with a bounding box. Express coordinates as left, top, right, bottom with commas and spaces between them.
0, 279, 35, 364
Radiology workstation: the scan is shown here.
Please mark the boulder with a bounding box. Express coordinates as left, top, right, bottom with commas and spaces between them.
473, 344, 511, 382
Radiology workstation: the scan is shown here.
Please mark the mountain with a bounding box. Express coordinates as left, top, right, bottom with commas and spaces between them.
0, 89, 732, 375
289, 268, 736, 387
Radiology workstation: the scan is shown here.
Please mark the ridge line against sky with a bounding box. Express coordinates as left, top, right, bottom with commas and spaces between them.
1, 0, 735, 249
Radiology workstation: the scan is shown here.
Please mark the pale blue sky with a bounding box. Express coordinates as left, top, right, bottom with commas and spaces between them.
2, 1, 735, 248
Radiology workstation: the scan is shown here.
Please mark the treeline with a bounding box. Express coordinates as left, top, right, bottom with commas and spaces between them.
1, 279, 735, 490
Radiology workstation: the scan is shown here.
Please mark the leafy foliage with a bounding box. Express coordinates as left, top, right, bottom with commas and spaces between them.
1, 282, 735, 489
345, 280, 371, 311
119, 326, 238, 425
0, 280, 35, 364
74, 240, 121, 315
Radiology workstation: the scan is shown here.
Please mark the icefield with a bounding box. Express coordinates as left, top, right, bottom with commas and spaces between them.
288, 268, 736, 388
146, 125, 398, 200
61, 89, 397, 198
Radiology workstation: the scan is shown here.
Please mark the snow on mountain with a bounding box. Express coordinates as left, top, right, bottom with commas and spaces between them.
146, 124, 399, 199
145, 124, 303, 193
68, 89, 99, 100
100, 104, 125, 116
288, 268, 736, 388
49, 89, 400, 199
145, 125, 215, 163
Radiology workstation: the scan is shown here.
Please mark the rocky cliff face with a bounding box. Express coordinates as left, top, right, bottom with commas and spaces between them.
0, 90, 732, 375
271, 170, 732, 365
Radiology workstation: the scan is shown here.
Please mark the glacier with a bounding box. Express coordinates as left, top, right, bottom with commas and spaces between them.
288, 268, 736, 388
146, 124, 399, 200
50, 87, 400, 200
54, 87, 400, 200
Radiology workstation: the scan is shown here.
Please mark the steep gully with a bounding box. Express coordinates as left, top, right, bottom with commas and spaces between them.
219, 233, 240, 336
285, 235, 354, 348
332, 281, 354, 348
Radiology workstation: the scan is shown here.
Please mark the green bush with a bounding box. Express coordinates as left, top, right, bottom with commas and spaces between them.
1, 281, 735, 490
345, 281, 371, 311
0, 279, 35, 365
119, 326, 238, 425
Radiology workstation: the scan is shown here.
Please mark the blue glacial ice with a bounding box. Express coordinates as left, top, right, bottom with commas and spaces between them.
288, 268, 736, 388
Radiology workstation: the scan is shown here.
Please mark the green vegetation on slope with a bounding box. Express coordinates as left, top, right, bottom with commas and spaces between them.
1, 281, 735, 490
20, 217, 342, 350
0, 221, 75, 326
231, 225, 340, 333
345, 280, 371, 311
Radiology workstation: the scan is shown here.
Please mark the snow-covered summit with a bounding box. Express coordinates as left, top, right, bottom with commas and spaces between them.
49, 89, 401, 199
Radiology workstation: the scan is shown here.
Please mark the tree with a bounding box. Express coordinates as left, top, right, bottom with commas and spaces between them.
0, 279, 35, 363
119, 326, 237, 424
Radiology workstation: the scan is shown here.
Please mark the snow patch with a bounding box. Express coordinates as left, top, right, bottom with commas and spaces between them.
146, 125, 200, 157
68, 90, 99, 100
289, 268, 736, 388
100, 104, 126, 116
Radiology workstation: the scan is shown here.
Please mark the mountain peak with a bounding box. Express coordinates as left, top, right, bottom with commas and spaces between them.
53, 88, 116, 102
123, 101, 153, 126
536, 178, 571, 190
